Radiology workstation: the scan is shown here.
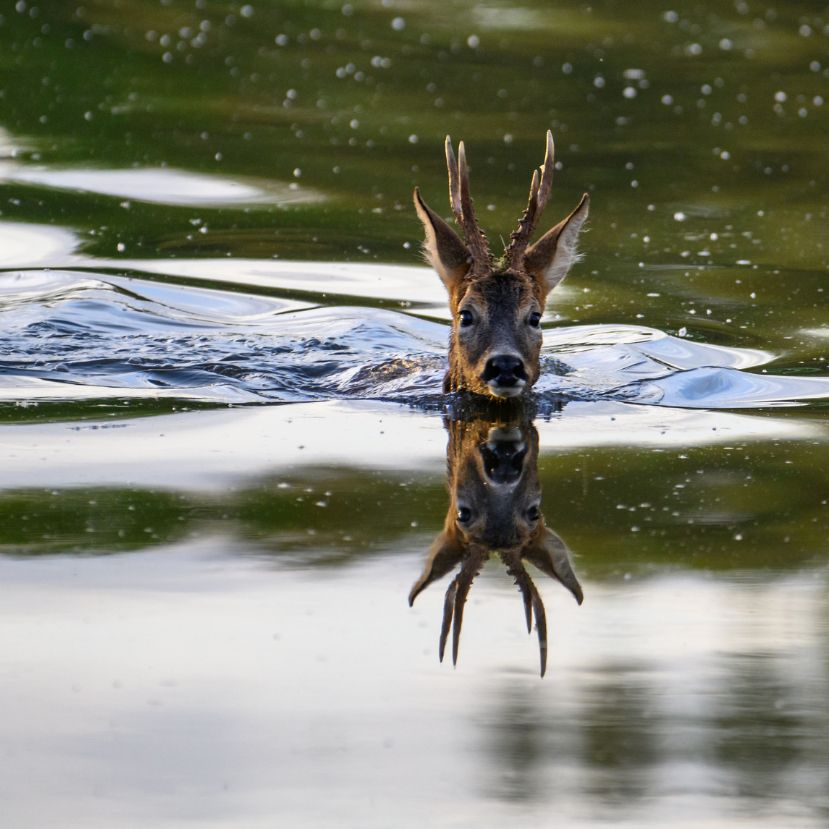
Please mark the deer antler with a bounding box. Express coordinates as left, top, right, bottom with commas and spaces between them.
503, 556, 549, 677
504, 130, 556, 268
438, 551, 485, 666
445, 136, 491, 275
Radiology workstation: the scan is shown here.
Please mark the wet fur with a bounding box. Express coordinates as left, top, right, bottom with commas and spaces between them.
414, 134, 589, 400
444, 271, 545, 395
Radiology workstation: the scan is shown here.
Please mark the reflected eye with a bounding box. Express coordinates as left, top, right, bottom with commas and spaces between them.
458, 309, 475, 328
526, 505, 541, 522
457, 506, 472, 524
527, 311, 542, 328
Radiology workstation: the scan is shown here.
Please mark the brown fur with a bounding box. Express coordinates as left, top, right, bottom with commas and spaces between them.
414, 133, 590, 399
409, 414, 583, 675
444, 270, 545, 395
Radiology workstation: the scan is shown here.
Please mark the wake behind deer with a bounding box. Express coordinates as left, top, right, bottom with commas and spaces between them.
414, 131, 589, 399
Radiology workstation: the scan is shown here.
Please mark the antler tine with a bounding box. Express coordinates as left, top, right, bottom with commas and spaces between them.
508, 558, 550, 677
444, 135, 490, 273
503, 552, 529, 624
505, 130, 556, 267
445, 136, 463, 225
537, 129, 555, 212
436, 553, 483, 666
522, 582, 533, 633
505, 169, 540, 267
451, 554, 481, 666
457, 141, 474, 223
438, 576, 459, 663
531, 576, 548, 677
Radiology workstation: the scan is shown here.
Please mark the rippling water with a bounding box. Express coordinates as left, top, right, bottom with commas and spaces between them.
2, 264, 827, 410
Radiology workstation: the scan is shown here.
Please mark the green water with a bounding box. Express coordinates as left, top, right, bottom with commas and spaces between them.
0, 2, 828, 827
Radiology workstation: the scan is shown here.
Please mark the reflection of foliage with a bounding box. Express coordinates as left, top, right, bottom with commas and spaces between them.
0, 488, 192, 555
0, 398, 218, 424
477, 650, 829, 813
0, 471, 447, 562
234, 471, 446, 565
711, 654, 810, 781
539, 440, 829, 572
1, 438, 826, 570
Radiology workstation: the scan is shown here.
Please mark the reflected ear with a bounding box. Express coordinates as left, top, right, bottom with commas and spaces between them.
524, 526, 583, 604
524, 193, 589, 293
413, 187, 470, 293
408, 529, 465, 606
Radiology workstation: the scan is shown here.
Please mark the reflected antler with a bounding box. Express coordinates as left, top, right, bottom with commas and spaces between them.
409, 415, 584, 676
445, 136, 490, 275
504, 130, 556, 268
438, 551, 485, 666
503, 556, 549, 677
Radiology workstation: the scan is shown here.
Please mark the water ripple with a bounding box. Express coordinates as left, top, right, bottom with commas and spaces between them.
1, 269, 828, 410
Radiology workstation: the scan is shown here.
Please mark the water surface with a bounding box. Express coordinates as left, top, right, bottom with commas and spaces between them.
0, 2, 827, 827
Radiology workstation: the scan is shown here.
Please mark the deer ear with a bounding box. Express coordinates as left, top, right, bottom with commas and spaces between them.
408, 528, 465, 606
524, 193, 589, 293
524, 526, 583, 605
413, 187, 470, 292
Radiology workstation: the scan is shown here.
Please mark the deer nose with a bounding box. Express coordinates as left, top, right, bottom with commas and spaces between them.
482, 355, 527, 388
480, 441, 527, 484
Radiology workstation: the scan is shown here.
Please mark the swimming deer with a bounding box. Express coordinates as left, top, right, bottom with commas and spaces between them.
414, 131, 589, 399
408, 413, 583, 676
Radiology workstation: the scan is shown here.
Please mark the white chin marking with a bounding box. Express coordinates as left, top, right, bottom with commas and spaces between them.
487, 383, 525, 399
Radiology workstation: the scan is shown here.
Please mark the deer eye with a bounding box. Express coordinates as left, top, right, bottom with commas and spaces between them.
458, 309, 475, 328
457, 506, 472, 524
527, 311, 542, 328
526, 505, 541, 522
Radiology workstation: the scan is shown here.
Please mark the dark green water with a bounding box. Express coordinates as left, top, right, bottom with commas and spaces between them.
0, 2, 827, 826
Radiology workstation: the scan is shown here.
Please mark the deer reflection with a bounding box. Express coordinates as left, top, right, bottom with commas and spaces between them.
409, 412, 583, 676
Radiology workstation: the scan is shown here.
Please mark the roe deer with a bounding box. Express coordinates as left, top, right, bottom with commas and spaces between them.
408, 413, 583, 676
414, 131, 589, 399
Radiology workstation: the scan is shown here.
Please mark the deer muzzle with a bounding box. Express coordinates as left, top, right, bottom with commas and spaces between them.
481, 354, 528, 398
479, 433, 527, 485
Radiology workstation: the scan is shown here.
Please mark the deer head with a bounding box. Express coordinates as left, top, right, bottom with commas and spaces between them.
408, 414, 583, 676
414, 132, 589, 398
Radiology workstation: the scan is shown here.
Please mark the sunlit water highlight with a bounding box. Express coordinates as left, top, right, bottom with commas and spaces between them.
0, 163, 325, 207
